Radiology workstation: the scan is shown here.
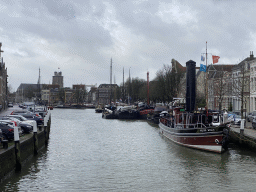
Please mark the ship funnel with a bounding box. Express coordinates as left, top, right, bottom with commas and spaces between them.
186, 60, 196, 112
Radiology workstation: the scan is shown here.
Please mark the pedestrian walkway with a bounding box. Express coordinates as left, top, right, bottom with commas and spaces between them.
231, 121, 256, 139
0, 105, 20, 116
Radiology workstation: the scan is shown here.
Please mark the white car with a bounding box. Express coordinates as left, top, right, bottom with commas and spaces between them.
7, 115, 36, 126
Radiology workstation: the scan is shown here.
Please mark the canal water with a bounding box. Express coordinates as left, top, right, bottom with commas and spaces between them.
1, 108, 256, 191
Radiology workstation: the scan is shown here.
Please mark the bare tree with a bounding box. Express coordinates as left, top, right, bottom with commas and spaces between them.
232, 63, 250, 119
151, 64, 184, 104
213, 70, 231, 111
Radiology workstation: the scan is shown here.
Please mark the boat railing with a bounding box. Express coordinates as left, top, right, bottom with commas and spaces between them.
175, 122, 207, 129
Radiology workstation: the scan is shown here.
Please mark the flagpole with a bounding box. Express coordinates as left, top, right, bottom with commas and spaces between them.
206, 41, 208, 116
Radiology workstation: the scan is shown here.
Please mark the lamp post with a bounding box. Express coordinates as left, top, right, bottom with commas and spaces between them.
245, 98, 247, 126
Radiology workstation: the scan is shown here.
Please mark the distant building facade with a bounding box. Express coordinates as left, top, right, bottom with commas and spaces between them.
208, 64, 234, 110
0, 59, 7, 109
41, 89, 50, 104
73, 84, 85, 90
87, 87, 97, 104
97, 84, 118, 104
52, 71, 63, 88
0, 43, 8, 110
15, 83, 40, 103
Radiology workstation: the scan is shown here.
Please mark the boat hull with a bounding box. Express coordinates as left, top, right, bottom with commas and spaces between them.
139, 109, 154, 119
102, 112, 118, 119
159, 121, 226, 153
117, 111, 139, 119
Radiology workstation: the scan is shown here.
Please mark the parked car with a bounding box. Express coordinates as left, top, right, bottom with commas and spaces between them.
0, 129, 3, 142
11, 110, 42, 117
233, 115, 242, 125
12, 113, 43, 126
228, 114, 244, 125
7, 115, 36, 125
0, 119, 22, 135
8, 102, 13, 107
0, 116, 33, 134
252, 118, 256, 129
249, 111, 256, 122
19, 122, 33, 133
10, 109, 30, 115
7, 115, 35, 133
0, 116, 22, 126
34, 107, 48, 117
0, 122, 14, 140
247, 112, 253, 122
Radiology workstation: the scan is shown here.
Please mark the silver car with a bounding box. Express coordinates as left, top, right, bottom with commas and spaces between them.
249, 111, 256, 122
247, 113, 252, 122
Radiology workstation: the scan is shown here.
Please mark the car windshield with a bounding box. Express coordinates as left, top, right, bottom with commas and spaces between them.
19, 116, 28, 121
35, 108, 45, 111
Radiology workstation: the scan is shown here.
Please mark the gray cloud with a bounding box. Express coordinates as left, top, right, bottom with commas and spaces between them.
1, 0, 256, 90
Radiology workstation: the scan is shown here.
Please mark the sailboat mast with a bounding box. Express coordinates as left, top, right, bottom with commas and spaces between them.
123, 67, 124, 102
147, 71, 149, 105
110, 58, 112, 104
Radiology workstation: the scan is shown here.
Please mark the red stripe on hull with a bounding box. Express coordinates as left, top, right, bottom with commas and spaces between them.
139, 109, 154, 116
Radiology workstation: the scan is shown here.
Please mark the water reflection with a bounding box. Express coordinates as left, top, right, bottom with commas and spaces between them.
1, 109, 256, 191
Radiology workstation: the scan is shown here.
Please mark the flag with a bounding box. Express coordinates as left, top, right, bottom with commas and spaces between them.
200, 64, 206, 72
212, 55, 220, 64
201, 55, 205, 61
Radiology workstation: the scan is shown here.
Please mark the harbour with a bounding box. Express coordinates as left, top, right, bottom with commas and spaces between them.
1, 108, 256, 191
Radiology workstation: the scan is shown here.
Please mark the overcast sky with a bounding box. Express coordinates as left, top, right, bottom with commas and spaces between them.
0, 0, 255, 91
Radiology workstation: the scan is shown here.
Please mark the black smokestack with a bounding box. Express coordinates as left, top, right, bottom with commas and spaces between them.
186, 60, 196, 112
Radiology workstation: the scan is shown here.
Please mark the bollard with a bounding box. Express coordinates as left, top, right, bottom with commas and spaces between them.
223, 111, 228, 124
44, 114, 48, 145
14, 127, 21, 171
48, 113, 51, 133
47, 113, 51, 139
33, 121, 38, 155
240, 119, 245, 135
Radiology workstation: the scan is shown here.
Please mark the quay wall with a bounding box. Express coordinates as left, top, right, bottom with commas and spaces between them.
0, 146, 16, 182
230, 129, 256, 150
0, 117, 51, 183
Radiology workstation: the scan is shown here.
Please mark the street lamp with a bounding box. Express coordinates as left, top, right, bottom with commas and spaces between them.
245, 99, 247, 121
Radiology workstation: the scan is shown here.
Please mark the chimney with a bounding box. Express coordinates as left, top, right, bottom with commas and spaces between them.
250, 51, 254, 60
186, 60, 196, 112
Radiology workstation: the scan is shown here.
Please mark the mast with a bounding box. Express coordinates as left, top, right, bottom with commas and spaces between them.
147, 71, 149, 105
38, 67, 41, 102
129, 67, 131, 105
123, 67, 124, 102
110, 58, 112, 105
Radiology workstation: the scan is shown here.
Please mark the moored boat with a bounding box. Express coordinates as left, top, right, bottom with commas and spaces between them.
159, 108, 230, 153
102, 105, 118, 119
138, 102, 154, 119
117, 106, 139, 119
95, 106, 104, 113
147, 105, 169, 124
